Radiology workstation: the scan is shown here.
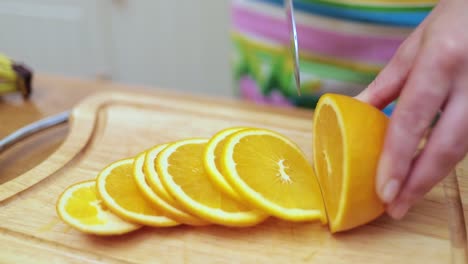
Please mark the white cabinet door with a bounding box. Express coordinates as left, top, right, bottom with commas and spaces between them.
109, 0, 232, 96
0, 0, 109, 79
0, 0, 232, 95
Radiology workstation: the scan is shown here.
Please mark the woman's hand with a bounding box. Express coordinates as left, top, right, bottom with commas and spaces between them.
356, 0, 468, 219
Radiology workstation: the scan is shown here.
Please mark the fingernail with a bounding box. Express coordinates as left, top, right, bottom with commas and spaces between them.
355, 90, 367, 102
388, 202, 410, 220
376, 156, 393, 200
381, 179, 401, 203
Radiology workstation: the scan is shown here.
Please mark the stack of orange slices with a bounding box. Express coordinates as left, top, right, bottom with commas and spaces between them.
56, 93, 389, 235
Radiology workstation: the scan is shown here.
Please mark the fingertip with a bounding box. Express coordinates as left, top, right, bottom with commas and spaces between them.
380, 178, 401, 204
386, 202, 410, 220
354, 79, 399, 109
376, 155, 400, 203
354, 89, 369, 103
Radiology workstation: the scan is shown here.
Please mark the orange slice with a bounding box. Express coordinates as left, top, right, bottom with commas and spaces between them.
156, 138, 268, 227
134, 149, 209, 226
56, 180, 141, 235
313, 93, 388, 233
145, 144, 179, 203
204, 127, 247, 199
96, 158, 179, 227
221, 128, 326, 223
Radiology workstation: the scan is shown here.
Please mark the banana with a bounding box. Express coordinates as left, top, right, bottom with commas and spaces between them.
0, 53, 32, 99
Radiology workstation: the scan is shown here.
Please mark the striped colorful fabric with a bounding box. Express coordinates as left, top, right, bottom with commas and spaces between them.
230, 0, 436, 111
256, 0, 435, 26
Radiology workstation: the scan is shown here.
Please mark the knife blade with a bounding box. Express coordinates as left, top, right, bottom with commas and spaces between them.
285, 0, 301, 96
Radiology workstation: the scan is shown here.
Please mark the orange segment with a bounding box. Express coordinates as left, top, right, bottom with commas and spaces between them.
96, 158, 180, 227
221, 128, 326, 222
134, 150, 209, 226
56, 180, 141, 235
313, 93, 388, 233
157, 138, 268, 227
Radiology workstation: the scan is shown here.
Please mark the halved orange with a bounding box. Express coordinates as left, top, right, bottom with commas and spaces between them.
156, 138, 268, 227
313, 93, 388, 233
134, 149, 209, 226
56, 180, 141, 235
96, 158, 180, 227
221, 128, 326, 223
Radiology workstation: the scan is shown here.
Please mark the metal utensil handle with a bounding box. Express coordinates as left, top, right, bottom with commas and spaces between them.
0, 111, 70, 153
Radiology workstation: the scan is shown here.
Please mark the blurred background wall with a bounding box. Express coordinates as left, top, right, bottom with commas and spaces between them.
0, 0, 233, 97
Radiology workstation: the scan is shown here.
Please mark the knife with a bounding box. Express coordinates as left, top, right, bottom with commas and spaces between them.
285, 0, 301, 96
0, 111, 69, 153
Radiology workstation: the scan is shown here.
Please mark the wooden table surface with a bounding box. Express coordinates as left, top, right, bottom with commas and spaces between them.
0, 74, 308, 184
1, 74, 467, 198
1, 74, 467, 263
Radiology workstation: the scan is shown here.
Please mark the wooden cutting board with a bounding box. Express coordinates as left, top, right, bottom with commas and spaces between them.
0, 90, 466, 263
